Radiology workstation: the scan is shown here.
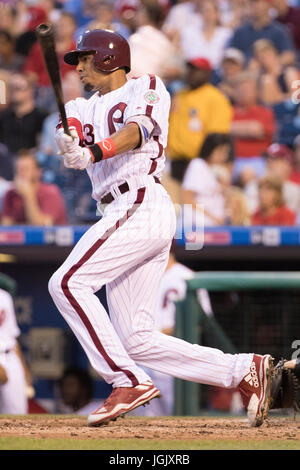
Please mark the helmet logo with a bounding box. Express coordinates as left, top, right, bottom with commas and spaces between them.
103, 55, 114, 64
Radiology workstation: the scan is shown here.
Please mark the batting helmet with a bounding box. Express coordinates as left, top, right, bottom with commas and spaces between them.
64, 29, 131, 73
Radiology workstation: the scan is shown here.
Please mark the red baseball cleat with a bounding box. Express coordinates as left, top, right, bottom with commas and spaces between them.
88, 381, 160, 426
238, 354, 274, 427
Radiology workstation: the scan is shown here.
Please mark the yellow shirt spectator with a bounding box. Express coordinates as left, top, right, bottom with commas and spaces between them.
167, 58, 233, 168
168, 82, 233, 161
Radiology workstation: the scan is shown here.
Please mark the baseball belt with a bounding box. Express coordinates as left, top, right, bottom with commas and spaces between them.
100, 176, 161, 206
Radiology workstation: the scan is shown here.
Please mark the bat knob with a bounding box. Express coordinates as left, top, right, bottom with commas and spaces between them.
36, 23, 53, 37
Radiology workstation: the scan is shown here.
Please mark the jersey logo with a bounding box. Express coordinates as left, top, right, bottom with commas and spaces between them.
144, 91, 160, 105
108, 102, 127, 135
0, 309, 6, 326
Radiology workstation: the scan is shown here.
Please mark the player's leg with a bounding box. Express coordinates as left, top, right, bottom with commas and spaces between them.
0, 350, 27, 414
107, 248, 252, 388
107, 248, 273, 427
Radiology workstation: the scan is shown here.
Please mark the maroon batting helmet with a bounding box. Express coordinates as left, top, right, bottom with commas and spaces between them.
64, 29, 131, 73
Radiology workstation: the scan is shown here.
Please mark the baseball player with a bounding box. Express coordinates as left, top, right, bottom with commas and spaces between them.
50, 29, 274, 428
0, 287, 28, 414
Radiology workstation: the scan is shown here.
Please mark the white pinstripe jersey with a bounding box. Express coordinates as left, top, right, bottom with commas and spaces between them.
0, 288, 20, 353
64, 74, 171, 202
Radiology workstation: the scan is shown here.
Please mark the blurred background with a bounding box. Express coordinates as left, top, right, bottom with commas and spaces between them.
1, 0, 300, 417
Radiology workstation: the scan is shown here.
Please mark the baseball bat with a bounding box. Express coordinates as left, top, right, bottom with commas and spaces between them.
35, 23, 71, 136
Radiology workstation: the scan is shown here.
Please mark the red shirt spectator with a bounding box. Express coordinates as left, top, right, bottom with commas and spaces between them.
252, 173, 296, 226
233, 104, 275, 158
2, 183, 67, 225
231, 72, 275, 159
252, 205, 296, 225
1, 150, 67, 226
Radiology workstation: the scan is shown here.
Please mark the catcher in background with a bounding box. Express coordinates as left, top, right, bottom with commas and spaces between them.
270, 358, 300, 414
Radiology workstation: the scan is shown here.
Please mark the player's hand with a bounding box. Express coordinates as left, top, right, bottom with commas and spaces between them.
55, 126, 80, 154
63, 146, 91, 170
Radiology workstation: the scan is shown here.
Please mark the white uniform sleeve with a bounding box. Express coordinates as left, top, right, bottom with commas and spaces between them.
123, 74, 171, 136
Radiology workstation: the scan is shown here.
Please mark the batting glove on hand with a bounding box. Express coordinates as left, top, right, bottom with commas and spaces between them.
63, 146, 91, 170
55, 127, 80, 154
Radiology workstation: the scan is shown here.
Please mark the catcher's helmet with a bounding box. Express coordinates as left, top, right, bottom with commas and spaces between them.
64, 29, 131, 73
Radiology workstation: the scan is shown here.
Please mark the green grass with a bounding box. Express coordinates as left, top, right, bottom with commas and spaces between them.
0, 437, 300, 450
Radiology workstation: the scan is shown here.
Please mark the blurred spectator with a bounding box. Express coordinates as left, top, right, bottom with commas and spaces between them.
271, 0, 300, 53
180, 0, 233, 69
229, 0, 296, 66
182, 133, 233, 227
167, 58, 233, 183
224, 185, 251, 225
76, 0, 131, 40
115, 0, 140, 34
39, 0, 62, 24
244, 143, 300, 214
1, 150, 67, 226
0, 30, 24, 72
290, 135, 300, 184
252, 39, 299, 105
0, 73, 48, 156
63, 0, 104, 28
56, 366, 100, 415
128, 0, 182, 81
230, 72, 275, 182
0, 2, 23, 37
22, 12, 77, 111
163, 0, 203, 39
216, 48, 246, 103
220, 0, 252, 30
252, 174, 296, 225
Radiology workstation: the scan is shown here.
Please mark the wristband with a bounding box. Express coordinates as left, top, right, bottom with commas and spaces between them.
89, 138, 116, 163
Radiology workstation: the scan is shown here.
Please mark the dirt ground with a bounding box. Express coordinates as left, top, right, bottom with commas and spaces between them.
0, 415, 299, 442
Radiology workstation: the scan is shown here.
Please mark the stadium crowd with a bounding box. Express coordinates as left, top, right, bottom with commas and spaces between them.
0, 0, 300, 226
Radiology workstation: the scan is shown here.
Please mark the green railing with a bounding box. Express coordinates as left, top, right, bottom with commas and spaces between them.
173, 271, 300, 415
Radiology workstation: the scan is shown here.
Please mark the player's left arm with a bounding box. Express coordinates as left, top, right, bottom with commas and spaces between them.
61, 121, 143, 170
